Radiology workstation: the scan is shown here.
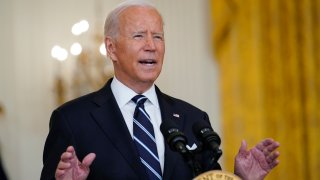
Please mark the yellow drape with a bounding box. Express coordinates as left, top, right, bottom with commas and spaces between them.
210, 0, 320, 179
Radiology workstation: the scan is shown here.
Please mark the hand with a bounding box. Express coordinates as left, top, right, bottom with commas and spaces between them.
234, 138, 280, 180
55, 146, 96, 180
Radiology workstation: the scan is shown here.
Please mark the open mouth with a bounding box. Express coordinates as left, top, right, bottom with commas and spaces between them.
139, 59, 156, 65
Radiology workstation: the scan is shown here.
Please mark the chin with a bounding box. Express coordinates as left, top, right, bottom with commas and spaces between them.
143, 78, 157, 83
140, 72, 160, 81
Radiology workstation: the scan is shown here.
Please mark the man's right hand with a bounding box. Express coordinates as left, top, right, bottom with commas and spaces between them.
55, 146, 96, 180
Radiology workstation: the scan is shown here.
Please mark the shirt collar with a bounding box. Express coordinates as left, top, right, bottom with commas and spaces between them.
111, 77, 159, 108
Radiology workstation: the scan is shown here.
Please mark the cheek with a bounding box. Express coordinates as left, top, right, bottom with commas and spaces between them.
157, 43, 165, 54
124, 44, 142, 57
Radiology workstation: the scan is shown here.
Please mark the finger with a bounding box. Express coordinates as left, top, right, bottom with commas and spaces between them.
257, 140, 280, 155
61, 146, 81, 169
266, 151, 280, 163
67, 146, 79, 162
261, 138, 274, 146
256, 138, 273, 151
268, 159, 280, 169
82, 153, 96, 167
261, 142, 280, 156
266, 141, 280, 152
59, 146, 75, 161
237, 139, 248, 156
238, 140, 247, 153
250, 148, 271, 172
60, 151, 73, 161
65, 145, 74, 152
251, 147, 264, 159
57, 160, 71, 170
66, 146, 77, 157
55, 169, 66, 178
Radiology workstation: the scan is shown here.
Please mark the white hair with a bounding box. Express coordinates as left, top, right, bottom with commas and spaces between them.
104, 0, 162, 39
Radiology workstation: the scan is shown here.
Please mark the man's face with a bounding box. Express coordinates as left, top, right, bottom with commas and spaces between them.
106, 6, 165, 93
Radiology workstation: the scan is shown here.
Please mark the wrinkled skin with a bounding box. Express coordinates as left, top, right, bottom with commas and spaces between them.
234, 139, 280, 180
55, 146, 96, 180
105, 6, 165, 94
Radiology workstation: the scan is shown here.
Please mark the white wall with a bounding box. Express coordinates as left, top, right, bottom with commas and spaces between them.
0, 0, 220, 179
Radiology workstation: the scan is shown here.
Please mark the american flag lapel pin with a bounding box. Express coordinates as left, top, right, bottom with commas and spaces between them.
173, 113, 180, 118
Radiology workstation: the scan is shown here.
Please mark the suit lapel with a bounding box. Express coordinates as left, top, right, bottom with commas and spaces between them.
90, 79, 147, 179
90, 81, 188, 179
156, 86, 186, 180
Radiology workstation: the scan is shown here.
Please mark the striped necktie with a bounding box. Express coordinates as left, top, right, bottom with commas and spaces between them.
132, 95, 162, 180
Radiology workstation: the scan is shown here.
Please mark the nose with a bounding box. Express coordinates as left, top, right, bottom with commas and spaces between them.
144, 34, 156, 51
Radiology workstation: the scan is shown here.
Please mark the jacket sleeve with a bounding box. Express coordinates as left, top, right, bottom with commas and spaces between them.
40, 110, 75, 180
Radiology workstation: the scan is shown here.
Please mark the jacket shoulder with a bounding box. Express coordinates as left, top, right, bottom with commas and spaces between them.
159, 91, 205, 113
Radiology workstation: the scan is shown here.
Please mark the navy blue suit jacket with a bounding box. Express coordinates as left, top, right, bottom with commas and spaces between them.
0, 157, 7, 180
41, 78, 221, 180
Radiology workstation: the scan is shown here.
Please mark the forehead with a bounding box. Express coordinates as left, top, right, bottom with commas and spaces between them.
118, 6, 163, 31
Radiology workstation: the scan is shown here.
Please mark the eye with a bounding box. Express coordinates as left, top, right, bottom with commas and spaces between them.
154, 35, 164, 41
133, 34, 144, 39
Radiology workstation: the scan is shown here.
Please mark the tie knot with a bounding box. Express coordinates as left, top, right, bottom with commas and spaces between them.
132, 95, 148, 105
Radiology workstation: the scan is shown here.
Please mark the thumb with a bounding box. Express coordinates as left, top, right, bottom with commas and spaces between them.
238, 139, 247, 154
82, 153, 96, 167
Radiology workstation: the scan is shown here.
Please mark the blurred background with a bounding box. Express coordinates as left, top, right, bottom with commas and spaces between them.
0, 0, 319, 179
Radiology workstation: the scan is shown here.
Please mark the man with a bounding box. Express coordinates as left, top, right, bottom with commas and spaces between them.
41, 1, 280, 180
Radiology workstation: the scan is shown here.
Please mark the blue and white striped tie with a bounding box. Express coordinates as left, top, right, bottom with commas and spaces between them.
132, 95, 162, 180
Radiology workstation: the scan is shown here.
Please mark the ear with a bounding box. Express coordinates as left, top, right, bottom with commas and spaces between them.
105, 36, 118, 62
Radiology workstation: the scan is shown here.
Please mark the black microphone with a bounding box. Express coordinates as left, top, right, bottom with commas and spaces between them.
160, 120, 188, 154
160, 120, 203, 177
192, 121, 222, 162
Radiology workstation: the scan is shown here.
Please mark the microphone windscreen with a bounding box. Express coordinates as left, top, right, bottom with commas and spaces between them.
192, 121, 221, 146
160, 120, 187, 152
160, 120, 178, 137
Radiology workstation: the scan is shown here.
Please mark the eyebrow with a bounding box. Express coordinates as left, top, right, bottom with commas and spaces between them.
133, 31, 164, 36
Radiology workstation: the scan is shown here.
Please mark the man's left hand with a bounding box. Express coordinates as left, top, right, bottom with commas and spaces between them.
234, 138, 280, 180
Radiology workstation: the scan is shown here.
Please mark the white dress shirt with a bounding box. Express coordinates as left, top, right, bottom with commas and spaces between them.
110, 77, 165, 173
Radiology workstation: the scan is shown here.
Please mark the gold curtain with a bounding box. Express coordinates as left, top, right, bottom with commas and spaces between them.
210, 0, 320, 179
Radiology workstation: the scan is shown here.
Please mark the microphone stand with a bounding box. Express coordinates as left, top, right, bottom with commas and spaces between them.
208, 148, 222, 169
173, 141, 222, 177
179, 149, 203, 177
